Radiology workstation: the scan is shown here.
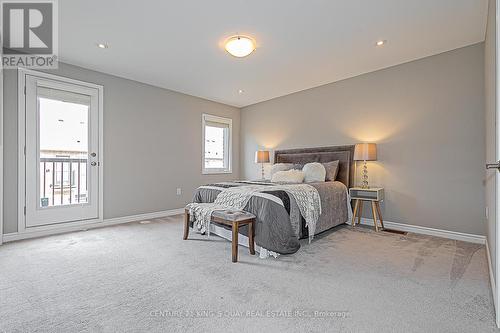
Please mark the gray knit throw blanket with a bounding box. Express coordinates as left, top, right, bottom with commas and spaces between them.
186, 183, 321, 243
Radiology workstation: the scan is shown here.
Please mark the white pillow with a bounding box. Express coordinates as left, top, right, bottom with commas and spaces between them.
302, 162, 326, 182
271, 169, 305, 184
270, 163, 295, 177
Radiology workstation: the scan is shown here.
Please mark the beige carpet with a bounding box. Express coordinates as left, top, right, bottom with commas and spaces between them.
0, 215, 496, 332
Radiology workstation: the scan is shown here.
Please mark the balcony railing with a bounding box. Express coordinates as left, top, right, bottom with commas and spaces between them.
40, 157, 88, 207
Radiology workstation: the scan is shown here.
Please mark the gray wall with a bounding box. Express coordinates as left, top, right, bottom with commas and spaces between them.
241, 43, 486, 236
3, 63, 240, 234
485, 0, 497, 280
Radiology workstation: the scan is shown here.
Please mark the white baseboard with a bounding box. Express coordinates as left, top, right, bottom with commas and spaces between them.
3, 208, 185, 243
356, 217, 486, 244
102, 208, 185, 226
486, 239, 497, 315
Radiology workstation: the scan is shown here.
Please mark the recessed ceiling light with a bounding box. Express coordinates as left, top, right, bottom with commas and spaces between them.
97, 43, 109, 49
238, 89, 244, 94
376, 40, 386, 47
224, 36, 255, 58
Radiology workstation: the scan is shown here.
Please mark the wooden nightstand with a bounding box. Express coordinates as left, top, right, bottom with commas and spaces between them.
349, 187, 384, 231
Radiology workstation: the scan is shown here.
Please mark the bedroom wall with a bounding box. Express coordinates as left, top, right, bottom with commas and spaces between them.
241, 43, 486, 236
485, 0, 497, 285
2, 63, 240, 234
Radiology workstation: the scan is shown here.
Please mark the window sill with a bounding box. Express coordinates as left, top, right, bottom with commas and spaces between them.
202, 169, 233, 175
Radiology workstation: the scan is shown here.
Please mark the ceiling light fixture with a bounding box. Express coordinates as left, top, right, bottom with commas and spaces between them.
97, 43, 109, 49
376, 40, 386, 47
224, 35, 255, 58
238, 89, 244, 94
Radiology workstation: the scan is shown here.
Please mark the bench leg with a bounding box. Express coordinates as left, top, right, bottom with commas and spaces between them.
232, 222, 239, 263
183, 210, 190, 240
248, 220, 255, 255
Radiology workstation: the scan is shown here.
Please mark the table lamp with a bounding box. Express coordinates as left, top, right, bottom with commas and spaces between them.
255, 150, 270, 180
354, 143, 377, 189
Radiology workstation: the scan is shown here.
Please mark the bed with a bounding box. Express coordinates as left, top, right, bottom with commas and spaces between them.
191, 145, 355, 255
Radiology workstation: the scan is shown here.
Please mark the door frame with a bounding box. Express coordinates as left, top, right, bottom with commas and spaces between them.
17, 68, 104, 233
0, 62, 3, 245
496, 0, 500, 327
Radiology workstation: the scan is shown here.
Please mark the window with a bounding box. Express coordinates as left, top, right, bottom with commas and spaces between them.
202, 114, 232, 174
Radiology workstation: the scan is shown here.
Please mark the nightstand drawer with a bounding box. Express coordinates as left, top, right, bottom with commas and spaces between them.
349, 188, 384, 201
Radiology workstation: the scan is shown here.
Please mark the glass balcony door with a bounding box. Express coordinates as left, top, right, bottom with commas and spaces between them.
24, 74, 100, 227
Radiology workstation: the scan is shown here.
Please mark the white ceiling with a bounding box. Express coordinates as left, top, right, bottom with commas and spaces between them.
59, 0, 488, 108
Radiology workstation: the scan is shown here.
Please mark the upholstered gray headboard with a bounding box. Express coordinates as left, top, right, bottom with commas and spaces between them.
274, 145, 355, 187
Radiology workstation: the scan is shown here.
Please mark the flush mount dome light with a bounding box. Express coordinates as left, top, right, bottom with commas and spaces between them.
224, 36, 255, 57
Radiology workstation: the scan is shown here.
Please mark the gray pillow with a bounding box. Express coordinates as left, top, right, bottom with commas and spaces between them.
323, 160, 340, 181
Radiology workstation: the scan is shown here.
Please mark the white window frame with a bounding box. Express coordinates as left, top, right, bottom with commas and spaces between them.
202, 114, 232, 174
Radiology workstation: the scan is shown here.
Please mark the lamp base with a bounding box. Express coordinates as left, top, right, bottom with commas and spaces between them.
361, 161, 370, 189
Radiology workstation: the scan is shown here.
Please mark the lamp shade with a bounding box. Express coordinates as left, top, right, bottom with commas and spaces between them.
353, 143, 377, 161
255, 150, 270, 163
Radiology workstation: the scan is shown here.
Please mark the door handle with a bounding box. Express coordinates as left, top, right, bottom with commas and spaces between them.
486, 161, 500, 170
91, 162, 97, 166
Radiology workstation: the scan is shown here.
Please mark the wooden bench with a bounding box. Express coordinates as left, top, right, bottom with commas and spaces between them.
183, 208, 256, 263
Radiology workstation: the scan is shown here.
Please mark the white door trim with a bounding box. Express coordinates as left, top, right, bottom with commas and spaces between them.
17, 68, 104, 234
0, 61, 3, 245
495, 0, 500, 327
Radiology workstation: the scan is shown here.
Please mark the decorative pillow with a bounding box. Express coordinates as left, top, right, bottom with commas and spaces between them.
270, 163, 295, 177
302, 162, 326, 183
271, 169, 305, 184
323, 160, 340, 181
